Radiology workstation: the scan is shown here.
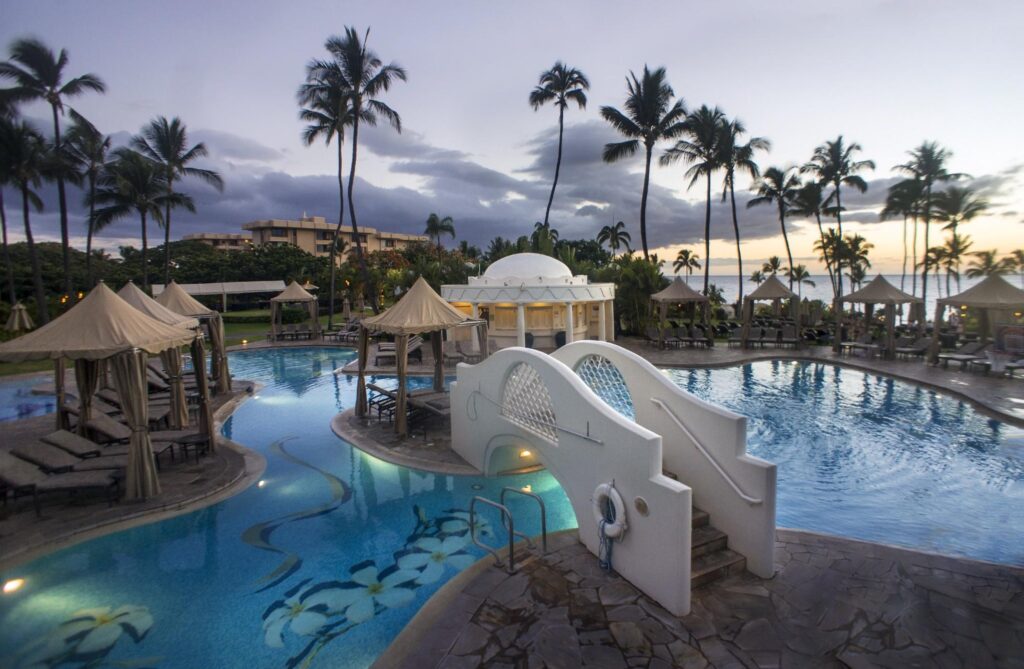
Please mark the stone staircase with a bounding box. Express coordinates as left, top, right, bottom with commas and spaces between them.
690, 506, 747, 588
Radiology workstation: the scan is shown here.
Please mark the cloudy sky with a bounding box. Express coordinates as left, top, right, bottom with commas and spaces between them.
2, 0, 1022, 274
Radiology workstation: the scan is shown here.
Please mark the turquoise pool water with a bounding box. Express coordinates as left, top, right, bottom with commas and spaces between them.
0, 348, 575, 669
0, 375, 53, 423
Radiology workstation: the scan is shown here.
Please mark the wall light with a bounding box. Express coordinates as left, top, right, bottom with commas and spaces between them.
241, 339, 249, 345
521, 484, 532, 493
519, 449, 532, 458
3, 578, 24, 594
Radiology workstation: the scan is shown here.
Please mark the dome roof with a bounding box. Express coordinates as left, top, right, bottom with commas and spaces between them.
483, 253, 573, 282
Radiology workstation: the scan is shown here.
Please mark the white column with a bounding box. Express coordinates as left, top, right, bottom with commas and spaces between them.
565, 302, 574, 343
470, 303, 481, 353
598, 300, 607, 341
606, 299, 616, 342
516, 303, 526, 347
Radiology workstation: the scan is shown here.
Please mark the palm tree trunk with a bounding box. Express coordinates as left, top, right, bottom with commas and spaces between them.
815, 212, 836, 296
346, 112, 377, 313
86, 175, 96, 287
900, 214, 908, 293
328, 137, 346, 330
910, 215, 919, 297
163, 183, 173, 286
543, 107, 564, 227
702, 172, 712, 297
834, 183, 844, 298
22, 185, 48, 323
638, 144, 652, 260
1, 189, 16, 304
50, 104, 72, 296
729, 181, 744, 307
778, 201, 793, 291
919, 183, 932, 333
141, 211, 149, 291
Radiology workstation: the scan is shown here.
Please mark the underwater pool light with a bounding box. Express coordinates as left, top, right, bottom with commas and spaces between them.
519, 449, 532, 458
257, 480, 266, 488
3, 578, 24, 594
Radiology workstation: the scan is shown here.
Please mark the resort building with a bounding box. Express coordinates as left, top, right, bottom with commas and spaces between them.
181, 232, 252, 251
442, 252, 616, 350
242, 214, 428, 261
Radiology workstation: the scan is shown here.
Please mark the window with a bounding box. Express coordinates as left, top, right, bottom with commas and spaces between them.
316, 230, 333, 241
383, 239, 395, 248
271, 228, 287, 237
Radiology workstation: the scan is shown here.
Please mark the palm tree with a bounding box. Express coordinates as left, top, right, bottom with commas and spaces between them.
718, 118, 769, 304
880, 179, 923, 295
801, 136, 875, 297
787, 264, 816, 303
1012, 249, 1024, 288
844, 234, 873, 292
132, 117, 223, 284
922, 246, 947, 298
791, 181, 836, 297
298, 65, 355, 330
92, 149, 194, 290
942, 232, 972, 293
0, 115, 16, 305
762, 256, 783, 277
673, 248, 701, 283
814, 229, 844, 294
661, 105, 724, 295
424, 213, 455, 248
530, 61, 589, 227
933, 185, 988, 236
601, 65, 687, 260
748, 166, 801, 290
0, 38, 105, 294
597, 220, 631, 253
63, 111, 110, 286
965, 250, 1014, 278
894, 142, 963, 319
318, 27, 406, 313
750, 269, 766, 285
531, 221, 558, 255
0, 119, 48, 322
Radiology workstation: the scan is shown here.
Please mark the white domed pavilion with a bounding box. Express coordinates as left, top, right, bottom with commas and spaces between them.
442, 252, 616, 350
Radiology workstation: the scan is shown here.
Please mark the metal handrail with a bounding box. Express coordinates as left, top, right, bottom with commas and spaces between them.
650, 397, 763, 506
470, 388, 603, 444
501, 487, 548, 554
470, 497, 516, 574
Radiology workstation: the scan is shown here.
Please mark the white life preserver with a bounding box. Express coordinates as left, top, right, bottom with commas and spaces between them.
592, 482, 627, 539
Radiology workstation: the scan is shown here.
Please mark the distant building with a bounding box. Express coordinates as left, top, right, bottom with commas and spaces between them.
242, 214, 428, 261
182, 232, 253, 251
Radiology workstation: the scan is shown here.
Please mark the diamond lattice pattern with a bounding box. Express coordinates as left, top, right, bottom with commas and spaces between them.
574, 354, 636, 421
501, 362, 558, 443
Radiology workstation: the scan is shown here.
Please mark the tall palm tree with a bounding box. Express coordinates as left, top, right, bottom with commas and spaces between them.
531, 221, 558, 255
750, 269, 766, 285
673, 248, 701, 283
64, 110, 110, 286
922, 246, 947, 298
530, 61, 589, 227
965, 250, 1014, 278
880, 178, 923, 295
92, 149, 193, 290
298, 64, 355, 329
801, 136, 875, 297
0, 119, 48, 322
791, 181, 835, 297
894, 142, 962, 320
661, 105, 724, 294
844, 234, 873, 292
319, 27, 406, 313
787, 264, 816, 302
132, 117, 223, 284
762, 256, 783, 276
718, 118, 769, 304
423, 213, 455, 248
0, 38, 105, 294
814, 229, 844, 295
942, 232, 972, 293
597, 220, 631, 253
748, 166, 801, 290
0, 114, 16, 305
933, 185, 988, 236
601, 65, 687, 260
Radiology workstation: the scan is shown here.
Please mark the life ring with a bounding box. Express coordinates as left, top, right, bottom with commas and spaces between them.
593, 482, 627, 539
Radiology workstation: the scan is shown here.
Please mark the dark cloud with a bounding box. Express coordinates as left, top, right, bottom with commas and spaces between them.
191, 129, 284, 162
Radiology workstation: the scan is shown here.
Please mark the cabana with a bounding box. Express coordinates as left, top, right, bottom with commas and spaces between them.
930, 275, 1024, 363
156, 281, 231, 395
356, 277, 484, 437
740, 276, 797, 348
119, 281, 201, 429
269, 281, 321, 340
650, 277, 708, 346
0, 283, 196, 500
4, 302, 34, 332
841, 275, 922, 358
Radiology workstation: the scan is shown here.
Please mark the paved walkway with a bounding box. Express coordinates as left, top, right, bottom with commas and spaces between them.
377, 529, 1024, 669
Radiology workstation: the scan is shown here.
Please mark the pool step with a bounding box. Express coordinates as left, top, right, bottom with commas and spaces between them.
690, 505, 746, 589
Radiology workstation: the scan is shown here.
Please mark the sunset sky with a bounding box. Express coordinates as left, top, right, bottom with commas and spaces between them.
2, 0, 1021, 274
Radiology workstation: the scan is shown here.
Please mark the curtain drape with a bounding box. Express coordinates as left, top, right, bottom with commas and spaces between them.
355, 327, 369, 417
432, 332, 444, 392
73, 358, 101, 436
395, 334, 409, 436
110, 349, 161, 500
190, 336, 215, 448
270, 301, 280, 338
160, 346, 189, 429
54, 358, 68, 431
208, 314, 231, 394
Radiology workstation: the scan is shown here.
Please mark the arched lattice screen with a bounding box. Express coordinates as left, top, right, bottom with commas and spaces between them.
501, 362, 558, 442
574, 354, 636, 420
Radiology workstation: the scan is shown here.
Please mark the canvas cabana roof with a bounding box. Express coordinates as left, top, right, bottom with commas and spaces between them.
4, 302, 34, 332
152, 280, 285, 297
651, 277, 708, 303
271, 281, 317, 303
154, 280, 216, 317
841, 275, 922, 305
0, 282, 195, 362
363, 277, 474, 335
747, 276, 796, 301
938, 275, 1024, 309
118, 281, 201, 329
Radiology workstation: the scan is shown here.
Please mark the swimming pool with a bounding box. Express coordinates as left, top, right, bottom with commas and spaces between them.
0, 375, 54, 423
0, 348, 576, 669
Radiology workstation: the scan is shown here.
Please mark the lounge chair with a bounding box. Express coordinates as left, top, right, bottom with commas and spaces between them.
840, 332, 878, 357
690, 325, 712, 348
442, 340, 464, 367
759, 327, 779, 348
644, 326, 663, 348
41, 430, 101, 458
937, 341, 984, 368
894, 337, 930, 359
663, 327, 686, 348
727, 328, 743, 348
0, 450, 120, 515
64, 403, 132, 443
456, 340, 482, 364
12, 442, 128, 474
375, 335, 424, 366
779, 325, 799, 349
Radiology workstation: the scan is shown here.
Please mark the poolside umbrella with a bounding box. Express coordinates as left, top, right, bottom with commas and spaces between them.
841, 276, 922, 358
650, 278, 708, 345
4, 302, 34, 332
156, 281, 232, 395
0, 282, 196, 501
741, 277, 796, 348
932, 275, 1024, 362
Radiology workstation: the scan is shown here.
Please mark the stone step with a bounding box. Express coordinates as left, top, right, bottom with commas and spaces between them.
691, 525, 728, 558
692, 507, 709, 529
691, 548, 746, 589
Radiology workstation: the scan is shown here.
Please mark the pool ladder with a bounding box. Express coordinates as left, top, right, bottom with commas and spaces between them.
469, 487, 548, 574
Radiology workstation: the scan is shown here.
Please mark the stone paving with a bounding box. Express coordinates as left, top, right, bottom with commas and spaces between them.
378, 530, 1024, 669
